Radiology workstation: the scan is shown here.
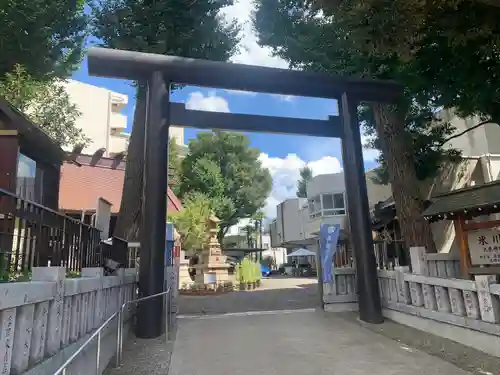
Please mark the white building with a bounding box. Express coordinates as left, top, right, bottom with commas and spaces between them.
63, 79, 130, 156
270, 170, 390, 249
64, 79, 188, 157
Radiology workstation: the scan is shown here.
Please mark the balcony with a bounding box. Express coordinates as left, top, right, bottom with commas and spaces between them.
110, 92, 128, 110
304, 211, 348, 238
110, 112, 127, 133
109, 135, 129, 155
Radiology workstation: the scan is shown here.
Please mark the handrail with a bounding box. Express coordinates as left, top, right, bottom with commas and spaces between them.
53, 312, 118, 375
52, 288, 172, 375
116, 288, 172, 367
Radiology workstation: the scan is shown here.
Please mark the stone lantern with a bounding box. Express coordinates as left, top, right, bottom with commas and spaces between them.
197, 215, 230, 284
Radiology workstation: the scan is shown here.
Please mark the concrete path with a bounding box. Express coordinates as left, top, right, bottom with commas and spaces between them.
107, 278, 500, 375
169, 309, 472, 375
178, 277, 319, 315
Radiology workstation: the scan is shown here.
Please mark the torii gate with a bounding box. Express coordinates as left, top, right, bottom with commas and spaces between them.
87, 47, 402, 338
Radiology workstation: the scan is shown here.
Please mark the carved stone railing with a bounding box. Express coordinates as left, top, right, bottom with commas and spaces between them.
377, 247, 500, 357
425, 253, 462, 279
0, 267, 137, 375
323, 268, 357, 311
378, 269, 499, 323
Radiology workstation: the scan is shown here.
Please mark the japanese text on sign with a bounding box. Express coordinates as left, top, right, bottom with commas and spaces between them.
467, 229, 500, 265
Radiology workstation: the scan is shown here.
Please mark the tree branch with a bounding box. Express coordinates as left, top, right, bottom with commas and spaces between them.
439, 120, 493, 146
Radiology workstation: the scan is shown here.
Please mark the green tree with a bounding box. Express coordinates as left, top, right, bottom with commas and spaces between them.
168, 192, 212, 253
308, 0, 500, 122
253, 0, 470, 252
168, 137, 182, 195
252, 210, 265, 249
0, 0, 87, 79
91, 0, 240, 241
0, 65, 89, 148
296, 166, 313, 198
179, 131, 272, 243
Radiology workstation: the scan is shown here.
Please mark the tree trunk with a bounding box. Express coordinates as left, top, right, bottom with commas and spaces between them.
113, 84, 147, 241
372, 102, 437, 253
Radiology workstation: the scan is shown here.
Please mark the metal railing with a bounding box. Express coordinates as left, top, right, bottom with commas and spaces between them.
0, 187, 101, 277
53, 288, 172, 375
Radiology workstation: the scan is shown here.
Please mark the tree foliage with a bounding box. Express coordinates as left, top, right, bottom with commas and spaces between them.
179, 131, 272, 242
0, 65, 89, 148
253, 0, 472, 251
254, 0, 460, 183
296, 166, 313, 198
91, 0, 241, 240
0, 0, 87, 79
360, 105, 461, 185
168, 192, 212, 253
309, 0, 500, 121
168, 137, 182, 195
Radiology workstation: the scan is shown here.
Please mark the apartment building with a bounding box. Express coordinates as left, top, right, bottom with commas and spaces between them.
270, 170, 390, 248
63, 80, 130, 156
63, 79, 189, 158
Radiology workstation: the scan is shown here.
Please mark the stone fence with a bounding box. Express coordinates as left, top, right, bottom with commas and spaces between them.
323, 248, 500, 357
322, 268, 357, 312
425, 252, 461, 279
0, 267, 138, 375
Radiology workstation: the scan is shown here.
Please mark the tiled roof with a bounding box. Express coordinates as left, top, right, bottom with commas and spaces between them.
59, 159, 182, 214
423, 179, 500, 221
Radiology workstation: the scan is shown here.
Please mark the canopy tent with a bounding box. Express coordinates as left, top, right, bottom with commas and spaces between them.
287, 248, 316, 257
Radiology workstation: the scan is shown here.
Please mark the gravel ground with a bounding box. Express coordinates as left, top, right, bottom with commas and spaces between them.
105, 326, 176, 375
335, 311, 500, 375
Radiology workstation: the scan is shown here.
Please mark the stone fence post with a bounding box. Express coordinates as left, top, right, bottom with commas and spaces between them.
475, 275, 500, 323
409, 246, 428, 276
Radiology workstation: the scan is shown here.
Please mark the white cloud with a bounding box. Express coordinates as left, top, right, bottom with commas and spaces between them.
222, 0, 288, 69
259, 153, 343, 218
274, 95, 295, 102
360, 134, 380, 162
223, 89, 257, 96
186, 91, 230, 112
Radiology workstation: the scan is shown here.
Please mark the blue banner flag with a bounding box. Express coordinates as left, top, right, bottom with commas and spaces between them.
319, 224, 341, 283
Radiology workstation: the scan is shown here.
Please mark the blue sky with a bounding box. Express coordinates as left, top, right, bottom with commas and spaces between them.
72, 0, 379, 217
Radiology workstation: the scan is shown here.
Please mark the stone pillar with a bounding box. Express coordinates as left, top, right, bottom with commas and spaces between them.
475, 275, 500, 323
409, 247, 428, 276
0, 304, 16, 375
82, 268, 104, 328
394, 266, 411, 304
32, 267, 65, 357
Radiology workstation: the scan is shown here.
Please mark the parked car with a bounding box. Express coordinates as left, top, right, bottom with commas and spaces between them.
261, 264, 271, 277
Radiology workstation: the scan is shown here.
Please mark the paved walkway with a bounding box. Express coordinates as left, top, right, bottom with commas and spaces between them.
169, 309, 472, 375
107, 277, 500, 375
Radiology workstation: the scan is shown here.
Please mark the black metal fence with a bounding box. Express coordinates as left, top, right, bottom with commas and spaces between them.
0, 188, 101, 278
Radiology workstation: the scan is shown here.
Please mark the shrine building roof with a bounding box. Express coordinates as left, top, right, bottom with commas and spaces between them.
423, 180, 500, 222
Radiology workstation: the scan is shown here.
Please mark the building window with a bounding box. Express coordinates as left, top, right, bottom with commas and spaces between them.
16, 153, 42, 202
333, 193, 345, 209
322, 194, 334, 209
309, 192, 346, 219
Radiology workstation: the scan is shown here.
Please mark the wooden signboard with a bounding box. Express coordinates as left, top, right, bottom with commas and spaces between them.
467, 228, 500, 265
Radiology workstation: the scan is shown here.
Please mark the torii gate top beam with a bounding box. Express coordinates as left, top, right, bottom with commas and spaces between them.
87, 47, 402, 102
